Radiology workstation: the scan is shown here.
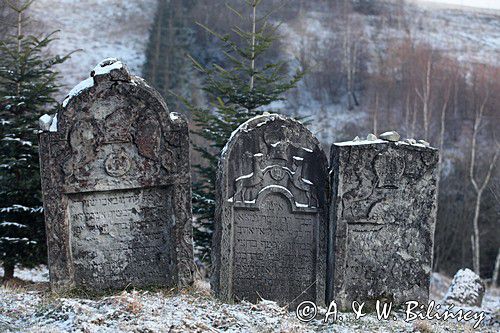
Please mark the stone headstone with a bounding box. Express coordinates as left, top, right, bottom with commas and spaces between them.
444, 268, 485, 307
212, 114, 328, 307
328, 139, 438, 309
39, 58, 194, 291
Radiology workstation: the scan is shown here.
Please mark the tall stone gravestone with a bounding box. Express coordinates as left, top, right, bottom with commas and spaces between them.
212, 114, 328, 306
39, 58, 194, 291
328, 138, 438, 309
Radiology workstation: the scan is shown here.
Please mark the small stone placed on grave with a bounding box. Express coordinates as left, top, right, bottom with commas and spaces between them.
405, 138, 417, 145
418, 139, 430, 147
379, 131, 400, 142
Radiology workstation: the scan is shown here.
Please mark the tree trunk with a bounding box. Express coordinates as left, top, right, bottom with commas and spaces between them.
2, 262, 14, 282
492, 248, 500, 288
373, 93, 379, 135
472, 190, 482, 275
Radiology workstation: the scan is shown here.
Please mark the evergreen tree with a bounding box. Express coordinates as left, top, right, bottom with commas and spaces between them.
143, 0, 195, 109
181, 0, 304, 261
0, 0, 71, 281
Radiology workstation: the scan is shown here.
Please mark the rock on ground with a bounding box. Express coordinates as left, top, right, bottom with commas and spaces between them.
444, 268, 486, 307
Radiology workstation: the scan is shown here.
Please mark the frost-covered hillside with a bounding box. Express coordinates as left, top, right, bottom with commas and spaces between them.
409, 1, 500, 64
276, 0, 499, 141
29, 0, 156, 99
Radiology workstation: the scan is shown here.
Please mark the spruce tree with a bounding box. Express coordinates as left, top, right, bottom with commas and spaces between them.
143, 0, 195, 109
182, 0, 304, 261
0, 0, 70, 281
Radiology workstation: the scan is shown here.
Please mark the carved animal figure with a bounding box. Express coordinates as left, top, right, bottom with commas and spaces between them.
234, 153, 264, 202
291, 156, 315, 207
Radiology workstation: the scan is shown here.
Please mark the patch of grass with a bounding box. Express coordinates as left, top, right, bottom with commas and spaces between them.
413, 320, 434, 333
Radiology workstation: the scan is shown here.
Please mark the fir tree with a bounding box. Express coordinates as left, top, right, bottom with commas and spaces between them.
0, 0, 71, 281
181, 0, 304, 261
143, 0, 195, 109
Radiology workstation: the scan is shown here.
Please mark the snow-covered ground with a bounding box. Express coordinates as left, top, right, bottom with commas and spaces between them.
0, 267, 498, 332
0, 265, 49, 283
28, 0, 156, 99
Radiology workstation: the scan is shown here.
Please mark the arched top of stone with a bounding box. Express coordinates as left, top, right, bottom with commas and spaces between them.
220, 113, 322, 162
218, 113, 328, 211
39, 58, 189, 194
47, 58, 185, 137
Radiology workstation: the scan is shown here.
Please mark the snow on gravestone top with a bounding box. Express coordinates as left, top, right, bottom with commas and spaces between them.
328, 137, 439, 309
38, 58, 194, 291
212, 113, 328, 307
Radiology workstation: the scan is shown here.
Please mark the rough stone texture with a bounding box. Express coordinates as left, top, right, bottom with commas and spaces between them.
328, 140, 439, 309
38, 59, 194, 291
212, 114, 328, 307
444, 268, 485, 307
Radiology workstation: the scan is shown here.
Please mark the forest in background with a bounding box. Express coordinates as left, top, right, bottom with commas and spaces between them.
0, 0, 498, 282
142, 0, 499, 281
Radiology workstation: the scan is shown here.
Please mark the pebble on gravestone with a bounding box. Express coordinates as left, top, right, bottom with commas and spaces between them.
38, 58, 194, 291
418, 139, 430, 147
405, 138, 417, 145
212, 113, 328, 307
328, 138, 439, 310
39, 114, 53, 132
379, 131, 400, 142
444, 268, 485, 307
367, 133, 377, 141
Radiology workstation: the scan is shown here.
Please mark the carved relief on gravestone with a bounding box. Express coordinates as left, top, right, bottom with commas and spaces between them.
212, 114, 328, 307
328, 140, 439, 310
38, 58, 194, 291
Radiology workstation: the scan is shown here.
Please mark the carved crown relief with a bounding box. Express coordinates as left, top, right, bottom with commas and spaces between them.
59, 97, 183, 191
342, 147, 432, 224
104, 108, 135, 143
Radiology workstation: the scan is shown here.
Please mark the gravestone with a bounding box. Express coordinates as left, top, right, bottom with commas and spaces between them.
328, 138, 439, 309
212, 114, 328, 307
38, 58, 194, 291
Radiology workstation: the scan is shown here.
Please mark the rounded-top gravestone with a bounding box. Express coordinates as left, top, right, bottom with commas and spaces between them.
212, 113, 328, 307
39, 58, 194, 291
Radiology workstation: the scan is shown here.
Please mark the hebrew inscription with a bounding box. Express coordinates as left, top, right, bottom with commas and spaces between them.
212, 114, 328, 306
69, 187, 172, 289
232, 193, 316, 304
38, 59, 194, 291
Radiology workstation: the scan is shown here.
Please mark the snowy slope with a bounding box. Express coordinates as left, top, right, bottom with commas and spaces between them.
414, 0, 500, 12
29, 0, 156, 99
276, 1, 499, 142
408, 2, 500, 64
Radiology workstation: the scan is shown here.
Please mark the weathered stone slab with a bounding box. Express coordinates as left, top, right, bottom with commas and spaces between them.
328, 140, 439, 309
212, 114, 328, 307
39, 58, 194, 291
